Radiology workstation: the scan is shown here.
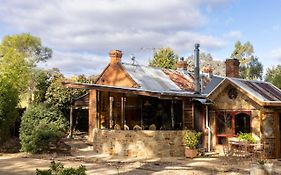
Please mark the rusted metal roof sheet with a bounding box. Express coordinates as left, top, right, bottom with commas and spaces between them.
162, 69, 195, 91
122, 63, 215, 94
230, 78, 281, 102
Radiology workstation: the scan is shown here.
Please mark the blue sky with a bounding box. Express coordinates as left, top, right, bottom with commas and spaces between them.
0, 0, 280, 76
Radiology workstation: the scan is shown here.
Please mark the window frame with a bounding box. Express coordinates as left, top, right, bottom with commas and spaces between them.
215, 111, 252, 144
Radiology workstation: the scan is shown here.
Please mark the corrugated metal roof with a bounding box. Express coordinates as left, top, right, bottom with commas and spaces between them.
122, 63, 182, 91
203, 75, 224, 94
117, 62, 280, 103
229, 78, 281, 102
163, 69, 195, 91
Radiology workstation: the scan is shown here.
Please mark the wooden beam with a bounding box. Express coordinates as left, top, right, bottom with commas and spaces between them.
121, 94, 125, 129
68, 104, 73, 138
88, 90, 97, 142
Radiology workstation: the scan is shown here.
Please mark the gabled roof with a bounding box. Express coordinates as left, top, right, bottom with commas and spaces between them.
207, 76, 281, 106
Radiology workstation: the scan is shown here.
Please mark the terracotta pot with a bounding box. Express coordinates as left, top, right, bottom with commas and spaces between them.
185, 148, 198, 158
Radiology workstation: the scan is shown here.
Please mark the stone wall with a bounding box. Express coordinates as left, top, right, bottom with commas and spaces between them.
92, 129, 185, 157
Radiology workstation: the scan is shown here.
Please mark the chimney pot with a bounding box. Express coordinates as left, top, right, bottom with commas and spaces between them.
225, 58, 240, 78
176, 57, 188, 71
109, 50, 122, 64
202, 66, 213, 78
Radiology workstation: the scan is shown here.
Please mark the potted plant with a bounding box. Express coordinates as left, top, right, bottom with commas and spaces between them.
183, 130, 202, 158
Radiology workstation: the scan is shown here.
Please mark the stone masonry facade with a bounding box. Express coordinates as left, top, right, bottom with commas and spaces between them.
92, 130, 186, 158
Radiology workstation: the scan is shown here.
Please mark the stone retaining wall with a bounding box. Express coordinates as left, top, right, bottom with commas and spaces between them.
92, 129, 185, 157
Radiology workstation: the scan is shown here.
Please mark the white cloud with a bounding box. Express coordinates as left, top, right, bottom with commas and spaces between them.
223, 31, 242, 39
37, 51, 108, 77
0, 0, 232, 75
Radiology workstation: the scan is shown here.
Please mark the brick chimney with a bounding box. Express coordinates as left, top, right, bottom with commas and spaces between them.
201, 66, 213, 78
176, 57, 188, 71
225, 58, 240, 78
109, 50, 122, 64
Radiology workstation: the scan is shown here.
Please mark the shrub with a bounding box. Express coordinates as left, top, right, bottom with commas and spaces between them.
19, 104, 67, 153
36, 161, 87, 175
183, 130, 202, 149
238, 132, 256, 143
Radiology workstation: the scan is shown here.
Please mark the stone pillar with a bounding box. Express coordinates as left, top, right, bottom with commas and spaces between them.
88, 89, 97, 142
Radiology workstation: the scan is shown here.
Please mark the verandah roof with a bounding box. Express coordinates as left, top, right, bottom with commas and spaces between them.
62, 82, 205, 99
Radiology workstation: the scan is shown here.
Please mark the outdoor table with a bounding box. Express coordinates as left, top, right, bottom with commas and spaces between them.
228, 141, 264, 158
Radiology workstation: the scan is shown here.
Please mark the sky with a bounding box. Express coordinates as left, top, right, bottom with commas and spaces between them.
0, 0, 281, 77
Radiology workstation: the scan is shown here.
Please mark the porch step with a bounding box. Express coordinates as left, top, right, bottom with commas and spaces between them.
203, 152, 219, 157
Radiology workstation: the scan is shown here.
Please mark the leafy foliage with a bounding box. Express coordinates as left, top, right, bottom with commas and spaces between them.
36, 161, 87, 175
33, 69, 52, 104
20, 104, 67, 153
238, 132, 256, 143
183, 130, 202, 149
265, 65, 281, 89
149, 48, 178, 69
240, 56, 263, 80
230, 41, 254, 63
0, 33, 52, 141
0, 78, 19, 143
186, 52, 225, 76
45, 70, 89, 111
1, 33, 52, 63
0, 47, 31, 93
230, 41, 263, 80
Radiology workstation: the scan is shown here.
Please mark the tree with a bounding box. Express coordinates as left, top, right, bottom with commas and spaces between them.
230, 41, 263, 80
186, 52, 225, 76
0, 33, 52, 106
240, 56, 263, 80
265, 65, 281, 89
1, 33, 52, 64
149, 48, 178, 69
33, 69, 52, 104
0, 78, 19, 143
0, 33, 52, 142
45, 69, 89, 114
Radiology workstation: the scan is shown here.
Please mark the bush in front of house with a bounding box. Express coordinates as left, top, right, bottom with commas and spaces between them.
238, 132, 256, 143
19, 104, 67, 153
183, 130, 202, 149
36, 161, 87, 175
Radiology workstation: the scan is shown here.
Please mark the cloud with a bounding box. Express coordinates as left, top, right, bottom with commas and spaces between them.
37, 51, 108, 77
270, 48, 281, 61
223, 31, 242, 39
0, 0, 232, 75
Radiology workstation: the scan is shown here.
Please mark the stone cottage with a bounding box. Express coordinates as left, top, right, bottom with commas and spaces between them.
64, 45, 281, 158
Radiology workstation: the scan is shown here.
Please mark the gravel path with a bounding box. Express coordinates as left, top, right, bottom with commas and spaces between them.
1, 137, 281, 175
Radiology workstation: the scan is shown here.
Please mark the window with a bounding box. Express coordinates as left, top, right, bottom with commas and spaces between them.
216, 111, 251, 144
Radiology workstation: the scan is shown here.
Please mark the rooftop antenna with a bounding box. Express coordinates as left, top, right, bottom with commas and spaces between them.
130, 55, 136, 65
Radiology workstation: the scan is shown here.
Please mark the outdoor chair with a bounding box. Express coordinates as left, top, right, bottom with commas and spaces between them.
133, 125, 142, 130
124, 124, 129, 130
149, 124, 156, 130
114, 124, 121, 130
